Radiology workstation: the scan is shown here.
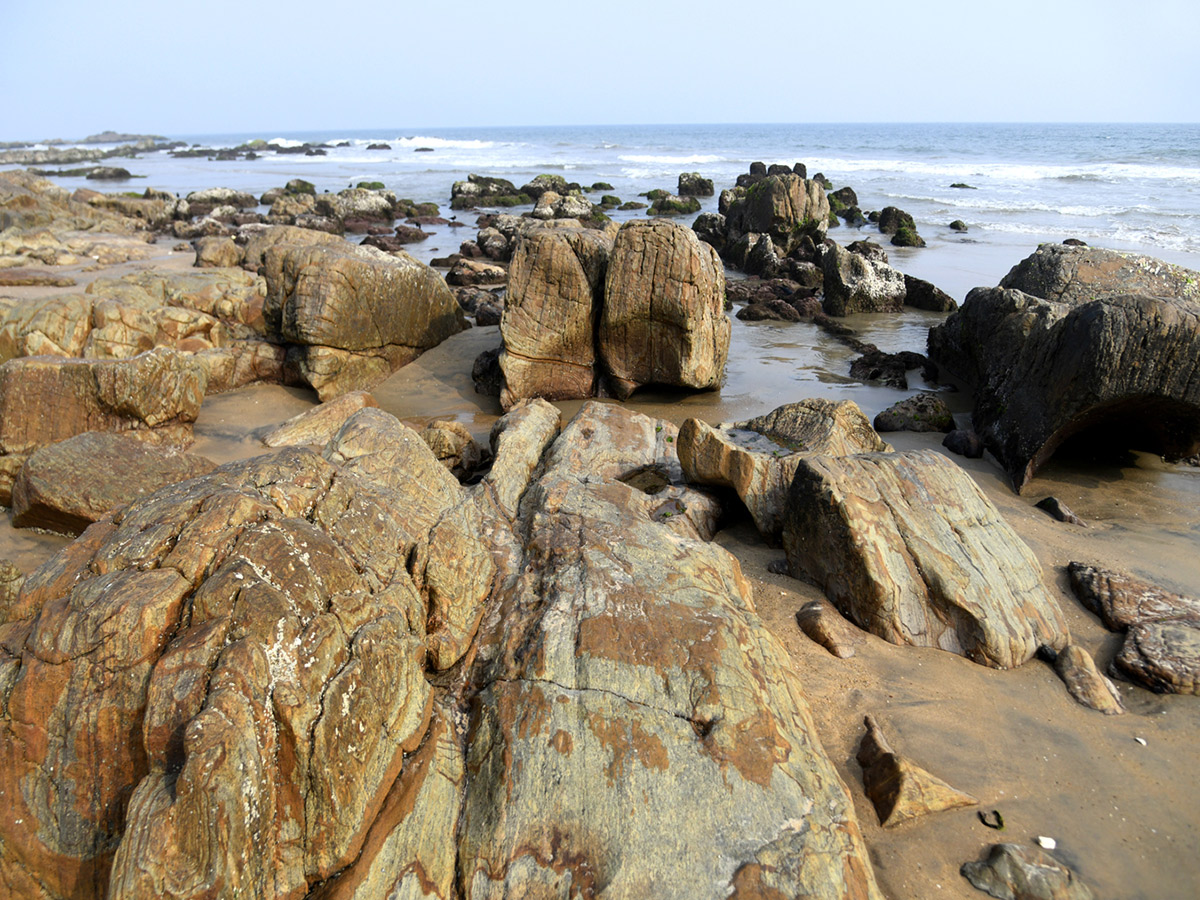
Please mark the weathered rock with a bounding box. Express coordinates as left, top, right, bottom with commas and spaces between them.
313, 187, 397, 225
877, 206, 916, 236
0, 558, 27, 626
678, 399, 890, 540
691, 211, 727, 253
1053, 644, 1124, 714
782, 449, 1070, 668
820, 241, 907, 315
649, 193, 702, 216
11, 431, 216, 535
904, 273, 958, 311
263, 243, 466, 399
796, 597, 865, 658
261, 391, 377, 448
238, 224, 345, 272
891, 226, 926, 248
962, 843, 1095, 900
944, 428, 985, 458
874, 392, 955, 433
1035, 497, 1085, 526
1001, 243, 1200, 304
184, 187, 257, 216
1067, 561, 1200, 630
267, 190, 318, 223
445, 257, 507, 287
519, 174, 571, 200
449, 175, 530, 210
737, 298, 803, 321
856, 715, 977, 827
678, 172, 714, 196
417, 419, 483, 479
498, 228, 611, 408
460, 402, 883, 899
849, 347, 933, 390
0, 347, 207, 504
194, 235, 242, 268
0, 169, 147, 236
599, 219, 730, 399
724, 173, 830, 254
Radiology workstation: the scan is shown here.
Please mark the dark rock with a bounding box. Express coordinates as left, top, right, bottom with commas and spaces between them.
950, 183, 976, 189
903, 274, 958, 311
691, 211, 727, 253
1063, 238, 1088, 247
877, 206, 916, 235
519, 174, 570, 200
962, 843, 1095, 900
360, 227, 427, 252
830, 186, 858, 209
891, 225, 926, 248
839, 206, 868, 227
472, 346, 503, 396
366, 143, 391, 150
86, 166, 133, 180
737, 299, 802, 322
1067, 561, 1200, 631
677, 172, 714, 196
725, 173, 831, 254
811, 172, 831, 189
648, 193, 701, 216
743, 234, 780, 277
873, 392, 955, 433
950, 219, 969, 232
1035, 497, 1086, 526
591, 181, 614, 191
943, 429, 985, 458
848, 240, 888, 263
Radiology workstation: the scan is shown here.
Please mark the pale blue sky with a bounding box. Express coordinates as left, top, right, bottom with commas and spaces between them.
3, 0, 1197, 140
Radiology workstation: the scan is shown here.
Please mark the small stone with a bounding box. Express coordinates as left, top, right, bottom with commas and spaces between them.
1135, 737, 1147, 746
1053, 644, 1124, 715
1037, 836, 1057, 850
1036, 497, 1086, 526
961, 843, 1095, 900
796, 598, 864, 658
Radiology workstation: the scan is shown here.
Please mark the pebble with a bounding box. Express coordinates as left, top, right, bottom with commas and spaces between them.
1037, 835, 1057, 849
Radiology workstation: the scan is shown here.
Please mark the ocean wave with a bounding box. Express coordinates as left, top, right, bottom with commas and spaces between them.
388, 136, 499, 150
804, 155, 1200, 185
267, 138, 305, 148
618, 154, 726, 165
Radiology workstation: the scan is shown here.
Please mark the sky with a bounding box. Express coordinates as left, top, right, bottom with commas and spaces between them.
3, 0, 1198, 141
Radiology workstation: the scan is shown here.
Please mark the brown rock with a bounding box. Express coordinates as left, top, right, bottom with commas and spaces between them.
1067, 561, 1200, 630
782, 449, 1070, 669
0, 559, 26, 626
796, 597, 865, 658
261, 391, 377, 448
856, 715, 977, 827
1053, 644, 1124, 714
193, 235, 242, 268
1115, 622, 1200, 695
11, 431, 216, 535
600, 219, 730, 399
962, 843, 1095, 900
417, 419, 483, 478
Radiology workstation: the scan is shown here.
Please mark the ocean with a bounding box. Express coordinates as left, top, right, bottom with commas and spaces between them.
11, 122, 1200, 302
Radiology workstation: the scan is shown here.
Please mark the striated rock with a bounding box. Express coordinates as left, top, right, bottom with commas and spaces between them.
1067, 561, 1200, 630
600, 218, 729, 399
11, 431, 216, 535
820, 241, 907, 315
1053, 644, 1124, 714
678, 399, 890, 540
0, 558, 27, 626
962, 843, 1095, 900
239, 224, 345, 272
783, 449, 1070, 668
0, 347, 207, 504
928, 246, 1200, 490
263, 242, 466, 399
796, 597, 865, 658
874, 392, 955, 433
725, 173, 830, 253
261, 391, 377, 448
417, 419, 483, 479
483, 398, 561, 519
856, 715, 977, 827
1116, 622, 1200, 695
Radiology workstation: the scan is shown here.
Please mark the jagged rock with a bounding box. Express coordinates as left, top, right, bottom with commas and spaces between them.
261, 391, 378, 448
600, 219, 730, 399
0, 347, 207, 504
782, 449, 1070, 668
856, 715, 977, 827
1053, 644, 1124, 714
904, 273, 958, 311
498, 228, 612, 409
691, 211, 727, 253
1067, 562, 1200, 630
962, 843, 1095, 900
678, 399, 891, 540
849, 347, 932, 390
1035, 497, 1086, 526
929, 246, 1200, 489
417, 419, 483, 479
0, 558, 27, 626
724, 173, 830, 254
796, 597, 865, 658
874, 392, 955, 433
263, 242, 466, 399
820, 241, 907, 315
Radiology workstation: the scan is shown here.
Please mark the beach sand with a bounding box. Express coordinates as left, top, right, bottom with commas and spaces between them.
1, 241, 1197, 899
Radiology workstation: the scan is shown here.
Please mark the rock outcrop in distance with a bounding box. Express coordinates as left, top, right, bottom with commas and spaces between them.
928, 243, 1200, 491
0, 401, 885, 900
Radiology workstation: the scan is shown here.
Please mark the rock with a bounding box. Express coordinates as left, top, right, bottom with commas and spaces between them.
449, 175, 530, 210
678, 399, 890, 540
856, 715, 977, 827
445, 257, 507, 286
600, 219, 729, 399
677, 172, 714, 196
891, 226, 926, 248
184, 187, 258, 215
11, 431, 216, 535
691, 211, 726, 253
848, 240, 889, 263
261, 391, 378, 448
1116, 622, 1200, 695
743, 233, 781, 277
796, 597, 864, 658
313, 187, 397, 226
724, 173, 831, 254
874, 392, 955, 433
944, 428, 985, 458
499, 228, 612, 409
782, 449, 1070, 669
0, 268, 77, 287
961, 843, 1095, 900
927, 246, 1200, 490
820, 242, 907, 315
519, 174, 571, 200
849, 347, 933, 390
1035, 497, 1086, 526
263, 242, 467, 399
649, 193, 702, 216
1053, 644, 1124, 714
904, 273, 958, 311
1067, 562, 1200, 630
193, 235, 242, 268
417, 419, 483, 479
471, 346, 503, 397
0, 347, 207, 504
737, 299, 803, 321
239, 223, 345, 272
950, 219, 969, 232
483, 398, 561, 519
0, 557, 25, 625
267, 190, 318, 223
360, 226, 428, 251
877, 206, 916, 236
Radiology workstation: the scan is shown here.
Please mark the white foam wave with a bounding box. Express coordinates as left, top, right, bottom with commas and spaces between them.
618, 154, 725, 166
389, 136, 499, 150
805, 155, 1200, 185
267, 137, 305, 148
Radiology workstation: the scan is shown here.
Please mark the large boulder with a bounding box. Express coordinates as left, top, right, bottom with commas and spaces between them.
599, 219, 730, 399
782, 448, 1070, 668
678, 399, 891, 540
820, 241, 907, 316
724, 173, 830, 254
0, 347, 207, 504
928, 246, 1200, 490
449, 175, 530, 210
263, 242, 467, 399
498, 228, 612, 409
313, 187, 398, 228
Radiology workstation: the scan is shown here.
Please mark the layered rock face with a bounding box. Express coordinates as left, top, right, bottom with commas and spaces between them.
494, 219, 730, 407
782, 449, 1070, 669
0, 401, 884, 900
263, 242, 467, 399
929, 245, 1200, 490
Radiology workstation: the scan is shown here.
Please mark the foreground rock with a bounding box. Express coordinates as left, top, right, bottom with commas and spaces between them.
962, 844, 1095, 900
0, 347, 206, 504
264, 242, 467, 399
0, 401, 884, 900
783, 449, 1070, 669
679, 399, 890, 540
1068, 562, 1200, 694
11, 431, 216, 535
724, 173, 831, 254
820, 242, 906, 315
928, 245, 1200, 490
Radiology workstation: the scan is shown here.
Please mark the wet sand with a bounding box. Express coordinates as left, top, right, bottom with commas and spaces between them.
1, 241, 1198, 898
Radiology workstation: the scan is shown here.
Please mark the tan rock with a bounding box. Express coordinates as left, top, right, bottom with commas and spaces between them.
417, 419, 482, 477
1053, 644, 1124, 714
193, 234, 242, 268
796, 597, 865, 658
262, 391, 377, 448
483, 398, 562, 520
